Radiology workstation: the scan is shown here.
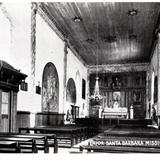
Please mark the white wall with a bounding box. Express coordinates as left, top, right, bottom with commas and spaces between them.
0, 3, 88, 118
0, 3, 31, 111
0, 5, 11, 63
35, 13, 65, 113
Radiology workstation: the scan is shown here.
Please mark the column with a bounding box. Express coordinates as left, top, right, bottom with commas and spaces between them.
146, 71, 149, 118
30, 3, 37, 125
86, 68, 90, 117
63, 40, 68, 113
31, 2, 37, 89
157, 32, 160, 128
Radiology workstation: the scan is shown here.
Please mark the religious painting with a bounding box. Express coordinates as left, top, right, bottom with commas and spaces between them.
112, 92, 121, 108
133, 90, 141, 104
111, 76, 121, 90
66, 78, 76, 104
42, 62, 59, 112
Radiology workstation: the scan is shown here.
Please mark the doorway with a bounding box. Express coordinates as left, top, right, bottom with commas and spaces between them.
0, 90, 10, 132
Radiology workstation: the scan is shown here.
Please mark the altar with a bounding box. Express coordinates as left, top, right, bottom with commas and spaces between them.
102, 107, 128, 119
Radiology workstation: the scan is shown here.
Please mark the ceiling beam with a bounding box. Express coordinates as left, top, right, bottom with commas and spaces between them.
88, 63, 149, 74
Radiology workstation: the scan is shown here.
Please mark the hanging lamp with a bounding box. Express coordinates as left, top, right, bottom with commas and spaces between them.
90, 23, 103, 104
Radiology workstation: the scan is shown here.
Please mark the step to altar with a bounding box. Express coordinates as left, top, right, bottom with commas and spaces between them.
78, 125, 160, 153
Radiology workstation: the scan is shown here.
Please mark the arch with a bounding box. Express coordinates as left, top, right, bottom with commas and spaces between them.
66, 78, 76, 104
42, 62, 59, 112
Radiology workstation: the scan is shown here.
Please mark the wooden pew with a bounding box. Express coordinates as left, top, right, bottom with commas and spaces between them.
37, 125, 88, 147
0, 141, 20, 153
19, 126, 78, 148
60, 125, 88, 142
79, 133, 160, 153
0, 137, 37, 153
0, 132, 58, 153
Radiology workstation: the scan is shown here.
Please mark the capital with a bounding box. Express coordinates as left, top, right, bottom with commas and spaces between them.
31, 2, 38, 14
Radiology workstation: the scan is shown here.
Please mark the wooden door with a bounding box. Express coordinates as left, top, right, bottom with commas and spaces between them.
0, 90, 10, 132
132, 89, 145, 119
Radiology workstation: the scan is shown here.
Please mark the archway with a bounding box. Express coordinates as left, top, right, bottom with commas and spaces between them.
42, 62, 59, 112
66, 78, 76, 104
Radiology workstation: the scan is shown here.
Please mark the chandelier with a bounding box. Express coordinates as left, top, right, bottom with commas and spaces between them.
90, 23, 103, 104
90, 77, 103, 103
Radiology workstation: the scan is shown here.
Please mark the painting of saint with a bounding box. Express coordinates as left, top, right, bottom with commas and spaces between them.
42, 62, 59, 112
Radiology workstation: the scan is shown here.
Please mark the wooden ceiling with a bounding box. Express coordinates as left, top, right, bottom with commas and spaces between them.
41, 2, 160, 65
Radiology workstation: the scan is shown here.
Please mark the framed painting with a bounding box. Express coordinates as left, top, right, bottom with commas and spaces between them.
133, 90, 141, 104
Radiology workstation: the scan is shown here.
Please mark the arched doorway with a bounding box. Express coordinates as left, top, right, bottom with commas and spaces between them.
66, 78, 77, 121
42, 62, 59, 112
66, 78, 76, 104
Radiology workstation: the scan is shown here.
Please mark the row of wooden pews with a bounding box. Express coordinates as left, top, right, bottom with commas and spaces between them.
0, 132, 57, 153
19, 124, 96, 148
79, 126, 160, 153
0, 123, 98, 153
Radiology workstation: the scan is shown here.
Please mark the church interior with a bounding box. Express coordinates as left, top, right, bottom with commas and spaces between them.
0, 2, 160, 153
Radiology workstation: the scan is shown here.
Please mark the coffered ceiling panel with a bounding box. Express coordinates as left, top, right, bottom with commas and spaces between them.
40, 2, 160, 65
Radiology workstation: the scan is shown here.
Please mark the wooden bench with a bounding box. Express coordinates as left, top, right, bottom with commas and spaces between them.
0, 133, 52, 153
0, 132, 58, 153
57, 125, 88, 142
0, 141, 20, 153
19, 126, 78, 148
0, 137, 37, 153
13, 132, 58, 153
79, 132, 160, 153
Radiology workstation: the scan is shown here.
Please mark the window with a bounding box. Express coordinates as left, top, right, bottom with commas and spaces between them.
154, 76, 158, 103
82, 79, 86, 99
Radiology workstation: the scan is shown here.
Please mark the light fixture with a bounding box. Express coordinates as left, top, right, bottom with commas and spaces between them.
36, 81, 41, 94
20, 80, 28, 91
128, 9, 138, 16
90, 24, 103, 104
90, 77, 103, 104
73, 16, 82, 22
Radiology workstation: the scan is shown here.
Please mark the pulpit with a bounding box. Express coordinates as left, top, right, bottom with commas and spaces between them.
0, 60, 27, 132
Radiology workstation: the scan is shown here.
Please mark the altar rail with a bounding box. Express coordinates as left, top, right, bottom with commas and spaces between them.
75, 118, 152, 128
